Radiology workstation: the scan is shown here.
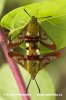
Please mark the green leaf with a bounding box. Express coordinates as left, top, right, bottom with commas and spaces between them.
1, 0, 66, 30
1, 0, 66, 53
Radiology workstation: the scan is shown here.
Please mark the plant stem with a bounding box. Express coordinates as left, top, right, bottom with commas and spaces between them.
0, 28, 31, 100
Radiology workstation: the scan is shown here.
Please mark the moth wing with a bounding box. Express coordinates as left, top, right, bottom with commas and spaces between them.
39, 25, 56, 50
39, 51, 62, 71
18, 24, 28, 39
9, 24, 28, 44
8, 49, 26, 69
8, 25, 28, 49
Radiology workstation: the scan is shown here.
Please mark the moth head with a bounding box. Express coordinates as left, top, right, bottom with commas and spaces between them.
31, 16, 37, 22
24, 9, 38, 23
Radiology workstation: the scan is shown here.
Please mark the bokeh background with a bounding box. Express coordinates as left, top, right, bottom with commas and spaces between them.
0, 0, 66, 100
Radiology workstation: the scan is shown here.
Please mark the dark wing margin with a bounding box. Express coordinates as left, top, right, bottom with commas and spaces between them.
39, 25, 56, 50
39, 51, 62, 71
8, 24, 28, 49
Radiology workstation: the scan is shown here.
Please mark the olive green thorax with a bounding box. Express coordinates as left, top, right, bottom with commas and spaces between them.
27, 16, 39, 35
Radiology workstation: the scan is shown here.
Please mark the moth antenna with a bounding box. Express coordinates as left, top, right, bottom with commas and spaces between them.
35, 78, 41, 93
24, 9, 32, 18
26, 78, 32, 93
37, 16, 52, 19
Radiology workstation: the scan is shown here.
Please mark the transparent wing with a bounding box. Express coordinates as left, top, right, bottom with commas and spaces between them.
9, 24, 28, 42
39, 25, 56, 50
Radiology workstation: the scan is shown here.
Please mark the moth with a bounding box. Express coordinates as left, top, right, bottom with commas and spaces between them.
7, 9, 62, 93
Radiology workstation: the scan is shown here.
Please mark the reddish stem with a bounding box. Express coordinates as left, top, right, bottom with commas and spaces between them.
0, 28, 31, 100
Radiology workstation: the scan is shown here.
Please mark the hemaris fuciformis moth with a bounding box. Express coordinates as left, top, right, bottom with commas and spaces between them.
8, 9, 62, 93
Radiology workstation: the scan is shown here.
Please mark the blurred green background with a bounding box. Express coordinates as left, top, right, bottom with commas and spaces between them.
0, 0, 66, 100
